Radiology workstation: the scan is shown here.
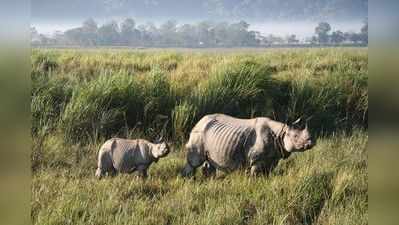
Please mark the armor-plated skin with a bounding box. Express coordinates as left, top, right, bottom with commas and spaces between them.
95, 138, 170, 179
182, 114, 315, 177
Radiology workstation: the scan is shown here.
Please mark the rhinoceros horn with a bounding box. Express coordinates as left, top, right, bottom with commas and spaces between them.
292, 117, 302, 125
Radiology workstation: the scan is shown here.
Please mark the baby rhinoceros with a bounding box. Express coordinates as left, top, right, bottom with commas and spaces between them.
95, 137, 170, 179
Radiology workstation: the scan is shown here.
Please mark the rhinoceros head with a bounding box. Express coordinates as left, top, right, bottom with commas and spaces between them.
152, 136, 170, 158
283, 117, 315, 152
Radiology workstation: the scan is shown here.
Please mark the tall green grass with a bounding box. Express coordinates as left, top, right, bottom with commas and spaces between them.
31, 48, 368, 144
61, 72, 141, 142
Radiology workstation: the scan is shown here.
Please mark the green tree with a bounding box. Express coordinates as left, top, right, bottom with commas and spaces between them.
360, 20, 368, 44
138, 22, 160, 46
81, 18, 98, 45
196, 21, 213, 47
98, 21, 120, 45
286, 34, 299, 44
178, 24, 197, 47
82, 18, 98, 33
228, 20, 251, 46
315, 22, 331, 44
211, 22, 228, 46
120, 18, 140, 45
159, 20, 178, 45
331, 30, 345, 44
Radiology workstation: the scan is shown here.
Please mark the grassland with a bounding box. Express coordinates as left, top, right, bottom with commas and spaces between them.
31, 48, 368, 225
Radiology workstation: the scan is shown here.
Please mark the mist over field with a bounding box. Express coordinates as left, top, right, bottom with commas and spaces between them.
32, 0, 368, 22
35, 20, 364, 40
32, 0, 367, 39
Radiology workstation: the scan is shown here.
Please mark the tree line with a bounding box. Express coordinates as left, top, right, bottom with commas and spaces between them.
313, 21, 368, 45
31, 18, 368, 47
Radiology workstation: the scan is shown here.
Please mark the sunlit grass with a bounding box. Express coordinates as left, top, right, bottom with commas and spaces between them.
32, 131, 367, 225
31, 48, 368, 225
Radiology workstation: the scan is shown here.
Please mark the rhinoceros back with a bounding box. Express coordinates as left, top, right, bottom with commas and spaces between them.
204, 119, 255, 170
110, 139, 141, 173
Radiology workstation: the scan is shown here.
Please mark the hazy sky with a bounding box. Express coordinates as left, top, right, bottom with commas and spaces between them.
32, 0, 368, 37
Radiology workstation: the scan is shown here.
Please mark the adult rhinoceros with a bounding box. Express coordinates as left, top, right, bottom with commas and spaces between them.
182, 114, 315, 177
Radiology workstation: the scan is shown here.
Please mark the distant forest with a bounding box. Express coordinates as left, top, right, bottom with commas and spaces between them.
31, 18, 368, 47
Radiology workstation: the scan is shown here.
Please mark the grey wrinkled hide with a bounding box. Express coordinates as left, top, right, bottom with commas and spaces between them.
182, 114, 315, 177
95, 138, 170, 179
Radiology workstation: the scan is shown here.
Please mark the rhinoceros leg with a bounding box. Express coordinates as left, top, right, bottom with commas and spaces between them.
182, 164, 194, 177
262, 158, 279, 175
126, 167, 137, 174
182, 148, 206, 177
95, 168, 104, 179
96, 150, 115, 179
201, 161, 216, 177
250, 163, 264, 176
137, 165, 148, 179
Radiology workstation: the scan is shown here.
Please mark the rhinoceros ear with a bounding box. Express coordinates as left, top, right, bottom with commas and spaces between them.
155, 135, 164, 144
304, 116, 314, 129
